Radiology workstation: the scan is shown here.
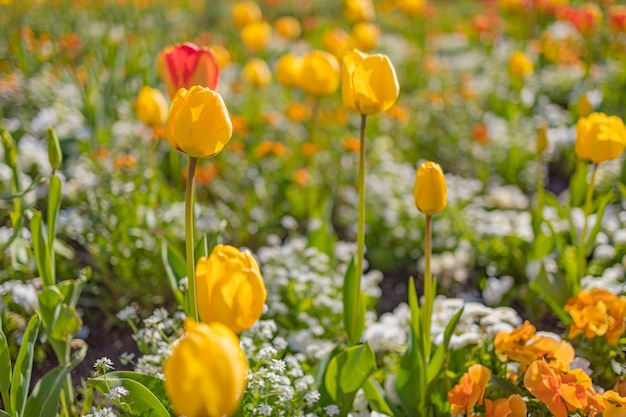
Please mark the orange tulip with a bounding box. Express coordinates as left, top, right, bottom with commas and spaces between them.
158, 43, 219, 99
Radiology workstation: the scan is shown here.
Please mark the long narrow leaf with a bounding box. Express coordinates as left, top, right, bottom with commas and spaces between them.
342, 257, 364, 346
161, 239, 185, 307
10, 315, 41, 417
0, 315, 12, 410
30, 211, 53, 287
23, 364, 70, 417
362, 376, 396, 416
46, 175, 62, 266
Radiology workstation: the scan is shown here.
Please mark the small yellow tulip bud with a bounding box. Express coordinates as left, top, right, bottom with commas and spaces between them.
413, 161, 447, 215
274, 16, 301, 40
508, 51, 533, 81
274, 53, 303, 89
323, 28, 353, 60
575, 112, 626, 164
232, 0, 262, 28
396, 0, 426, 17
196, 244, 267, 334
163, 320, 248, 417
536, 123, 548, 154
166, 86, 233, 158
344, 0, 376, 23
577, 93, 593, 118
241, 20, 272, 52
242, 58, 272, 88
47, 127, 63, 170
342, 49, 399, 115
136, 86, 169, 127
299, 50, 341, 97
351, 22, 380, 51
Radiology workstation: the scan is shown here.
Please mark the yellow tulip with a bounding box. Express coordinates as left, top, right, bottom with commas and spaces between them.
413, 161, 447, 215
342, 49, 399, 115
274, 16, 301, 40
242, 58, 272, 88
210, 44, 232, 70
136, 86, 168, 127
299, 50, 341, 97
196, 244, 266, 334
508, 51, 533, 81
575, 112, 626, 163
163, 320, 248, 417
323, 28, 353, 59
232, 0, 262, 28
577, 93, 593, 118
536, 123, 548, 154
344, 0, 376, 23
274, 53, 303, 89
241, 20, 272, 52
396, 0, 426, 17
351, 22, 381, 51
166, 86, 233, 158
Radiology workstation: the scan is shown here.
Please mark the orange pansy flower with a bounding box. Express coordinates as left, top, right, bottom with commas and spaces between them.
448, 364, 491, 415
484, 394, 527, 417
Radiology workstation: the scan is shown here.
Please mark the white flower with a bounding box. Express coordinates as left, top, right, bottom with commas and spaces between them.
94, 357, 114, 372
304, 390, 320, 406
106, 386, 129, 401
257, 404, 272, 416
324, 405, 341, 416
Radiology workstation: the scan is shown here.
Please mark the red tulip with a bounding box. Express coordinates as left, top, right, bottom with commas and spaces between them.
158, 42, 219, 99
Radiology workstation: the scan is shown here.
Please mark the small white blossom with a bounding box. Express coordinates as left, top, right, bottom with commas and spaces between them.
93, 357, 114, 373
106, 386, 129, 401
304, 390, 320, 406
257, 404, 272, 416
116, 306, 137, 321
324, 405, 340, 416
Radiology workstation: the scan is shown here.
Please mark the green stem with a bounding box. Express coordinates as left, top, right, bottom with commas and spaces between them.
185, 156, 199, 322
536, 153, 544, 212
579, 163, 598, 283
355, 114, 367, 294
424, 214, 433, 359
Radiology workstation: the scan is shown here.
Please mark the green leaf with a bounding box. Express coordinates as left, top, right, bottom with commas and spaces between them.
0, 410, 11, 417
11, 315, 41, 417
23, 364, 70, 417
91, 371, 174, 417
161, 239, 185, 308
528, 261, 571, 325
426, 307, 464, 392
37, 286, 63, 341
49, 305, 82, 341
57, 268, 89, 307
569, 162, 588, 208
30, 211, 54, 287
362, 376, 396, 416
585, 189, 614, 257
0, 315, 12, 397
324, 343, 376, 416
46, 175, 62, 262
342, 257, 365, 346
194, 233, 211, 261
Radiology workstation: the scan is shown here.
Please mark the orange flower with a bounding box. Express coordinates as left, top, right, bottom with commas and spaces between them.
230, 114, 250, 136
448, 364, 491, 415
565, 288, 626, 344
284, 102, 310, 122
524, 360, 605, 417
343, 137, 361, 152
294, 168, 310, 186
609, 5, 626, 33
195, 164, 217, 186
472, 123, 488, 145
484, 394, 527, 417
113, 155, 137, 170
255, 141, 286, 158
494, 321, 574, 370
301, 142, 322, 156
158, 43, 219, 99
386, 105, 409, 124
602, 390, 626, 417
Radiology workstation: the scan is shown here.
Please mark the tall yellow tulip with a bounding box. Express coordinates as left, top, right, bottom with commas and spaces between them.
166, 85, 233, 158
196, 244, 267, 334
342, 49, 399, 115
413, 161, 447, 215
242, 58, 272, 88
163, 320, 248, 417
507, 51, 533, 81
299, 50, 341, 97
575, 112, 626, 163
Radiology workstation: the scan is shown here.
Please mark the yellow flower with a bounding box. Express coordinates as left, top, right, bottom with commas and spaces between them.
242, 58, 272, 88
484, 395, 527, 417
536, 123, 548, 153
577, 93, 594, 118
232, 0, 262, 28
351, 22, 381, 51
342, 50, 399, 115
274, 53, 303, 89
508, 51, 533, 81
241, 20, 272, 52
602, 390, 626, 417
274, 16, 301, 39
136, 86, 168, 127
413, 161, 446, 216
166, 86, 232, 158
344, 0, 376, 23
196, 244, 267, 334
396, 0, 426, 17
323, 28, 353, 59
163, 320, 248, 417
299, 50, 341, 97
575, 112, 626, 163
210, 44, 232, 70
564, 288, 626, 343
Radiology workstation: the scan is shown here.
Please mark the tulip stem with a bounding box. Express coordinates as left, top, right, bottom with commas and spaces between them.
185, 156, 199, 322
579, 162, 598, 284
424, 214, 433, 359
354, 114, 368, 336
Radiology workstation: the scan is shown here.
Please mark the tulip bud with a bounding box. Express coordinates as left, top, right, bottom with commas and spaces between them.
196, 244, 266, 334
274, 16, 301, 40
344, 0, 376, 23
47, 127, 63, 170
299, 50, 341, 97
396, 0, 427, 17
342, 49, 399, 115
136, 86, 168, 127
536, 123, 548, 153
508, 51, 533, 81
413, 161, 447, 215
274, 53, 303, 89
323, 28, 353, 59
232, 0, 262, 28
163, 320, 248, 417
242, 58, 272, 88
575, 112, 626, 163
577, 93, 593, 118
351, 22, 380, 51
1, 129, 18, 171
166, 86, 233, 158
241, 20, 272, 52
158, 43, 219, 99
